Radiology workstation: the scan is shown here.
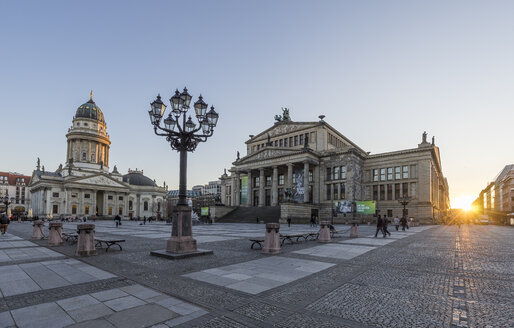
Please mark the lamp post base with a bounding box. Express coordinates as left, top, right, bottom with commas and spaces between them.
166, 236, 197, 253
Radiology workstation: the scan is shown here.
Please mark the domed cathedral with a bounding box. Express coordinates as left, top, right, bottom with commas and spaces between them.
29, 92, 167, 220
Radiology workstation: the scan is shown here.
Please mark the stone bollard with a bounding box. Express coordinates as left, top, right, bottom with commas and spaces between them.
318, 220, 331, 243
76, 224, 96, 256
48, 222, 63, 246
31, 220, 45, 240
262, 223, 281, 254
350, 223, 359, 238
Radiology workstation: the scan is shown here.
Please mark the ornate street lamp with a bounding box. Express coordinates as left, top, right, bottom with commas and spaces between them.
2, 191, 14, 216
148, 87, 218, 255
398, 196, 411, 219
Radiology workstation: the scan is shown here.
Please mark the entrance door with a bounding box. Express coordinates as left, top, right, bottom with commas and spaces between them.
265, 189, 271, 206
96, 191, 104, 216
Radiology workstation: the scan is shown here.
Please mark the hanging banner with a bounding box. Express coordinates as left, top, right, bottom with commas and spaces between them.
293, 169, 304, 202
334, 201, 352, 214
355, 201, 376, 214
201, 207, 209, 216
240, 176, 248, 205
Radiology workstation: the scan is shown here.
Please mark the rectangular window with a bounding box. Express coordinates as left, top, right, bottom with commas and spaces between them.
309, 171, 313, 182
334, 166, 339, 180
395, 184, 400, 200
326, 167, 332, 181
326, 185, 332, 200
402, 165, 409, 179
373, 169, 378, 182
373, 185, 378, 200
278, 174, 284, 185
294, 135, 298, 146
119, 196, 123, 201
341, 166, 346, 179
71, 193, 77, 198
84, 194, 90, 199
402, 183, 409, 197
333, 184, 339, 199
254, 177, 260, 187
380, 168, 386, 181
266, 176, 271, 187
387, 209, 393, 217
411, 182, 416, 198
72, 205, 77, 214
289, 137, 293, 147
380, 185, 385, 200
274, 140, 278, 147
108, 207, 113, 215
387, 167, 393, 180
387, 184, 392, 200
119, 207, 123, 215
284, 138, 288, 147
340, 183, 345, 199
395, 167, 401, 180
52, 192, 59, 198
299, 134, 304, 145
108, 195, 113, 200
85, 205, 89, 214
279, 139, 283, 147
52, 204, 58, 214
257, 144, 260, 150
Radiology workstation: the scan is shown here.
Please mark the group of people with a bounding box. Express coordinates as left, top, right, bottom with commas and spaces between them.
309, 215, 319, 227
375, 215, 409, 238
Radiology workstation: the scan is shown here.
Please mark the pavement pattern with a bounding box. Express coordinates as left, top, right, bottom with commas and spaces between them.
0, 220, 512, 327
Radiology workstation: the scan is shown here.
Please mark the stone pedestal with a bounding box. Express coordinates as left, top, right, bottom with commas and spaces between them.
48, 222, 63, 246
318, 220, 331, 243
31, 220, 45, 240
166, 205, 197, 253
76, 224, 96, 256
262, 223, 281, 254
350, 223, 359, 238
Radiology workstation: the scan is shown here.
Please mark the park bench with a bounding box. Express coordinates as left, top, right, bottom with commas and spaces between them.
279, 233, 308, 246
305, 232, 319, 241
249, 238, 264, 249
62, 232, 78, 243
95, 237, 126, 252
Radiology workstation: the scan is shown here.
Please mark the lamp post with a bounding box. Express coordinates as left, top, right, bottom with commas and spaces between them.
148, 87, 218, 255
2, 191, 14, 216
398, 196, 411, 219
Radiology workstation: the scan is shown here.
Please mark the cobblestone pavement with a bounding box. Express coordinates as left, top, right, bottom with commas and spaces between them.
3, 221, 513, 327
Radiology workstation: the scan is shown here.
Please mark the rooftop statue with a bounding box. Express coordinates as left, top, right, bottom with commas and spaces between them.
274, 107, 291, 122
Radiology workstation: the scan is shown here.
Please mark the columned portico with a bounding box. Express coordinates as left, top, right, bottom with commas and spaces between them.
303, 162, 310, 203
287, 163, 293, 190
235, 171, 241, 206
272, 166, 278, 206
259, 168, 265, 207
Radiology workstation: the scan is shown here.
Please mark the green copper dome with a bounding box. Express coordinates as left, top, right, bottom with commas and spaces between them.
75, 91, 105, 123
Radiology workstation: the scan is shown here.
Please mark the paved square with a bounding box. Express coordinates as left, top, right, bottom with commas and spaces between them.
184, 256, 335, 294
341, 237, 396, 246
293, 243, 377, 260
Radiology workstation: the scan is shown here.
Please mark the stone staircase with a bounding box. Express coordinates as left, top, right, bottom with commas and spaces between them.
216, 206, 281, 223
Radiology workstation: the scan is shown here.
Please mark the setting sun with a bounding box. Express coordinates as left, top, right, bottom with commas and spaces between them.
451, 195, 476, 211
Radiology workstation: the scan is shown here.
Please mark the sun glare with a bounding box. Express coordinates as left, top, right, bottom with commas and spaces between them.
451, 195, 475, 211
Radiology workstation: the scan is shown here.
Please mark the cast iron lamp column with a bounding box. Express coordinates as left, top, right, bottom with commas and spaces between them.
398, 196, 411, 219
2, 192, 14, 216
148, 87, 218, 254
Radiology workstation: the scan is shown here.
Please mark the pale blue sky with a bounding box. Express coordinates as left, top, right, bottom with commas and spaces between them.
1, 1, 513, 207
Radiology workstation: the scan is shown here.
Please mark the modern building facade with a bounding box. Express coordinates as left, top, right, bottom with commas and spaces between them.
0, 172, 31, 216
220, 116, 450, 223
473, 164, 514, 223
29, 93, 167, 219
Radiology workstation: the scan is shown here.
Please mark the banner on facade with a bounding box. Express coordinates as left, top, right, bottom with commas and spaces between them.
293, 169, 304, 202
355, 201, 376, 214
240, 176, 248, 205
334, 201, 352, 214
201, 207, 209, 216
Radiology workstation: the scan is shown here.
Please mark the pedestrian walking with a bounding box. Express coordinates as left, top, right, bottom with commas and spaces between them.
0, 214, 9, 235
287, 217, 291, 227
374, 215, 383, 237
394, 216, 400, 231
383, 216, 391, 237
143, 216, 147, 225
400, 216, 407, 231
114, 214, 121, 228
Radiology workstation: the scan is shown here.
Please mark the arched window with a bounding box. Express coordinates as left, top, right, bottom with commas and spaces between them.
144, 201, 148, 211
129, 200, 133, 210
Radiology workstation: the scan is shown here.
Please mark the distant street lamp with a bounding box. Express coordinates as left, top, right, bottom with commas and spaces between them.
398, 196, 411, 218
148, 87, 218, 255
2, 191, 14, 216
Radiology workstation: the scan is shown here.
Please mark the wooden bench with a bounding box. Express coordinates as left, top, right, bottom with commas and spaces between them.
249, 238, 264, 249
95, 237, 126, 252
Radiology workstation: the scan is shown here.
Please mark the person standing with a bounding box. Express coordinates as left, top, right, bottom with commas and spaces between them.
383, 216, 391, 237
400, 216, 407, 231
143, 216, 147, 225
374, 215, 383, 238
0, 214, 9, 235
393, 216, 400, 231
114, 214, 121, 228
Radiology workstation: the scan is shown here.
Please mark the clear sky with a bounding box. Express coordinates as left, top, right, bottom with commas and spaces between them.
1, 1, 513, 209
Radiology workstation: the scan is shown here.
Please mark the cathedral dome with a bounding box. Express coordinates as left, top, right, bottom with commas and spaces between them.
122, 171, 157, 187
75, 91, 105, 123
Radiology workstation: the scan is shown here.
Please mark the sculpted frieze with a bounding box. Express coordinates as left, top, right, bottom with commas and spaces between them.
74, 175, 126, 188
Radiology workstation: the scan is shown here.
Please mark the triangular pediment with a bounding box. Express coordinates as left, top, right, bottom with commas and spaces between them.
236, 147, 307, 165
248, 121, 320, 143
69, 174, 128, 189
